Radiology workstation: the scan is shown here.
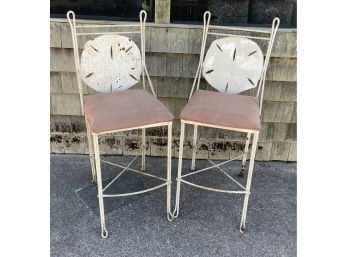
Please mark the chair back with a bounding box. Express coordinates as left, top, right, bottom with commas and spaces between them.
67, 10, 155, 115
190, 11, 280, 114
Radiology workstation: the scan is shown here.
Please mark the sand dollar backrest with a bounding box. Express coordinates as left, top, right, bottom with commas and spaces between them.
202, 37, 264, 94
80, 35, 142, 93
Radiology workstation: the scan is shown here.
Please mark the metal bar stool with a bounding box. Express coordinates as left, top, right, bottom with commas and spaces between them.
67, 10, 174, 238
172, 11, 280, 233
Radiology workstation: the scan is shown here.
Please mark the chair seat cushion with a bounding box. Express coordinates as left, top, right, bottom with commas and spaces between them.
180, 90, 261, 132
84, 89, 174, 134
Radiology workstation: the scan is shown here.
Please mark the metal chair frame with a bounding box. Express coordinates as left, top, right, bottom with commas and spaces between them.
67, 10, 173, 238
172, 11, 280, 233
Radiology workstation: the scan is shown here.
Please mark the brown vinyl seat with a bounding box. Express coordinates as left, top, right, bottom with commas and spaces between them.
180, 90, 261, 132
84, 89, 174, 134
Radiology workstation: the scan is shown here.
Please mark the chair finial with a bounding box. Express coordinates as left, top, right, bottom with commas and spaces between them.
139, 10, 147, 23
67, 10, 75, 22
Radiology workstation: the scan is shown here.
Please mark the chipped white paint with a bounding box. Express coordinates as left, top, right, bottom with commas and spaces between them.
202, 37, 264, 94
80, 35, 141, 92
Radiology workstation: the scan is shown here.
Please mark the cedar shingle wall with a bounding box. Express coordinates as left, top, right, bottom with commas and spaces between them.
50, 20, 297, 161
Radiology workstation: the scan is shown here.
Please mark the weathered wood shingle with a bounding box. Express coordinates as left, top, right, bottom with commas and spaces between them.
166, 54, 183, 77
51, 93, 81, 116
50, 22, 62, 48
262, 101, 294, 123
168, 28, 189, 53
50, 72, 62, 93
60, 72, 88, 94
156, 77, 190, 98
146, 53, 166, 76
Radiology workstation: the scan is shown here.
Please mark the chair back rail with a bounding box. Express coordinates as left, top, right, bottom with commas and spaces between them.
189, 11, 280, 115
67, 10, 155, 116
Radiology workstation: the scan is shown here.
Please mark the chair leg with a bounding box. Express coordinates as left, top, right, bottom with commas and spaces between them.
167, 122, 173, 221
191, 124, 198, 171
92, 134, 108, 238
239, 132, 251, 177
239, 133, 258, 233
85, 120, 97, 183
141, 128, 146, 171
173, 121, 186, 219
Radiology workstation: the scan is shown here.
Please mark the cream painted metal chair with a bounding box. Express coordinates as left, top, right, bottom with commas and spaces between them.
172, 11, 280, 233
67, 10, 174, 238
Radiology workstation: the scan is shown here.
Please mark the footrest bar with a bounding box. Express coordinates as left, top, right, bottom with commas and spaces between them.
181, 156, 239, 178
208, 159, 246, 190
101, 181, 171, 198
179, 179, 247, 194
102, 156, 138, 192
181, 155, 243, 179
101, 159, 167, 182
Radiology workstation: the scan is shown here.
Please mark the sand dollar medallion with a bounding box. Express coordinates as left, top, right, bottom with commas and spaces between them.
80, 35, 142, 92
203, 37, 264, 94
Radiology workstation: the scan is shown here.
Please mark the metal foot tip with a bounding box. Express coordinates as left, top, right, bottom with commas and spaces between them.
239, 226, 246, 234
167, 213, 174, 222
171, 208, 179, 219
101, 228, 108, 238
